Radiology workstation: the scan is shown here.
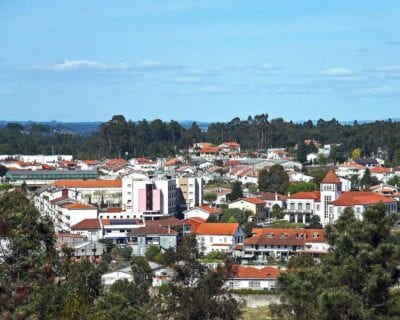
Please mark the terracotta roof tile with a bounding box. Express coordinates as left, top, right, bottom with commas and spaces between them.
71, 219, 101, 230
321, 169, 341, 184
54, 179, 122, 188
63, 203, 97, 210
232, 265, 280, 279
195, 223, 239, 236
198, 205, 221, 214
289, 191, 320, 201
331, 191, 395, 206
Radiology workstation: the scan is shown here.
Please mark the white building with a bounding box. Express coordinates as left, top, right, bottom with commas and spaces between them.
194, 223, 244, 255
176, 177, 203, 210
225, 265, 280, 291
286, 170, 397, 226
122, 176, 177, 219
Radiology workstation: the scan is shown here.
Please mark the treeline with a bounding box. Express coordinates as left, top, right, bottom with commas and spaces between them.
1, 114, 400, 161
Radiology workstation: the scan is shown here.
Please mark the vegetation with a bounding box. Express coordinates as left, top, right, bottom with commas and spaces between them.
228, 181, 243, 201
2, 115, 400, 161
258, 165, 289, 194
220, 208, 249, 225
286, 181, 318, 195
271, 204, 400, 319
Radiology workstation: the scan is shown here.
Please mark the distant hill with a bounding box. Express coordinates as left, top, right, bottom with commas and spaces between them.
0, 120, 211, 135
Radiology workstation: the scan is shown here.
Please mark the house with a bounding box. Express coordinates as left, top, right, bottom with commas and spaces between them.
370, 166, 395, 184
286, 169, 397, 226
336, 162, 366, 179
225, 265, 281, 290
218, 142, 241, 154
238, 228, 328, 261
369, 184, 400, 201
194, 223, 244, 254
70, 241, 108, 263
54, 179, 122, 206
71, 218, 104, 241
228, 198, 266, 218
102, 265, 134, 286
354, 157, 379, 168
101, 262, 173, 287
127, 226, 178, 256
289, 172, 314, 183
203, 187, 232, 206
184, 205, 221, 221
258, 192, 287, 212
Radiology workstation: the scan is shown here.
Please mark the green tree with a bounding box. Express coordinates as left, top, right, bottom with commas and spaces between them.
360, 168, 379, 190
271, 204, 285, 219
220, 208, 248, 225
272, 204, 400, 320
388, 175, 400, 187
0, 164, 8, 177
351, 148, 362, 160
227, 181, 243, 201
0, 191, 57, 317
242, 221, 257, 237
296, 141, 308, 163
287, 181, 318, 195
145, 245, 162, 262
258, 165, 289, 194
156, 235, 240, 320
203, 192, 217, 205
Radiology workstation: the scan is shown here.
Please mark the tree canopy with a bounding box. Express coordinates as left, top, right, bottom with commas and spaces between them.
272, 204, 400, 320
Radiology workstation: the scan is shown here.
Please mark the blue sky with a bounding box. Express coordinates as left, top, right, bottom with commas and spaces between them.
0, 0, 399, 122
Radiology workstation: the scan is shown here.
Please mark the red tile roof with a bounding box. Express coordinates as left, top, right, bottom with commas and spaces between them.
71, 219, 101, 230
259, 192, 288, 201
195, 223, 239, 236
128, 226, 178, 236
321, 169, 341, 184
232, 197, 266, 205
200, 147, 220, 154
63, 203, 97, 210
331, 191, 395, 206
245, 228, 326, 246
220, 142, 241, 148
232, 265, 280, 279
370, 166, 392, 174
146, 217, 184, 227
289, 191, 320, 201
199, 205, 221, 215
54, 179, 122, 188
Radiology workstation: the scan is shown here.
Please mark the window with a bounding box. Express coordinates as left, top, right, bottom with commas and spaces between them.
210, 237, 213, 242
290, 203, 295, 210
249, 281, 261, 288
298, 203, 303, 211
306, 203, 311, 211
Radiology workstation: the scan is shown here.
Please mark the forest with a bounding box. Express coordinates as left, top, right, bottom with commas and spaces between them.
1, 114, 400, 162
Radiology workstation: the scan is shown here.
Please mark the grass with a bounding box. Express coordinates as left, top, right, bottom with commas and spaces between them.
240, 306, 274, 320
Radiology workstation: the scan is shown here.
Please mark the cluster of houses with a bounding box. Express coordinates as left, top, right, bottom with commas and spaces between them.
2, 141, 400, 291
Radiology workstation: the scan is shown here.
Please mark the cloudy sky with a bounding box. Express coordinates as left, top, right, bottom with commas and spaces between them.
0, 0, 399, 122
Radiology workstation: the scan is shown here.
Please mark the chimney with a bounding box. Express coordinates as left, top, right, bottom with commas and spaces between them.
168, 225, 171, 234
275, 192, 278, 201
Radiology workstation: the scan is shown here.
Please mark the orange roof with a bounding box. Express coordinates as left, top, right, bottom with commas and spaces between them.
370, 166, 392, 174
83, 160, 98, 165
63, 203, 97, 210
165, 158, 182, 166
331, 191, 395, 206
71, 219, 101, 230
220, 142, 241, 148
232, 265, 280, 279
54, 179, 122, 188
195, 223, 239, 236
321, 169, 341, 184
246, 228, 326, 246
289, 191, 320, 201
241, 197, 266, 205
199, 205, 221, 215
105, 158, 128, 166
200, 147, 220, 154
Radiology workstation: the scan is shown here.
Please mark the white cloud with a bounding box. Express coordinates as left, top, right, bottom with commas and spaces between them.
353, 86, 399, 96
172, 76, 201, 84
33, 60, 111, 71
376, 66, 400, 76
320, 67, 354, 76
32, 59, 185, 72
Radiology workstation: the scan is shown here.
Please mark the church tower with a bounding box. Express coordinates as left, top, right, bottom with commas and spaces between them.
320, 169, 342, 225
